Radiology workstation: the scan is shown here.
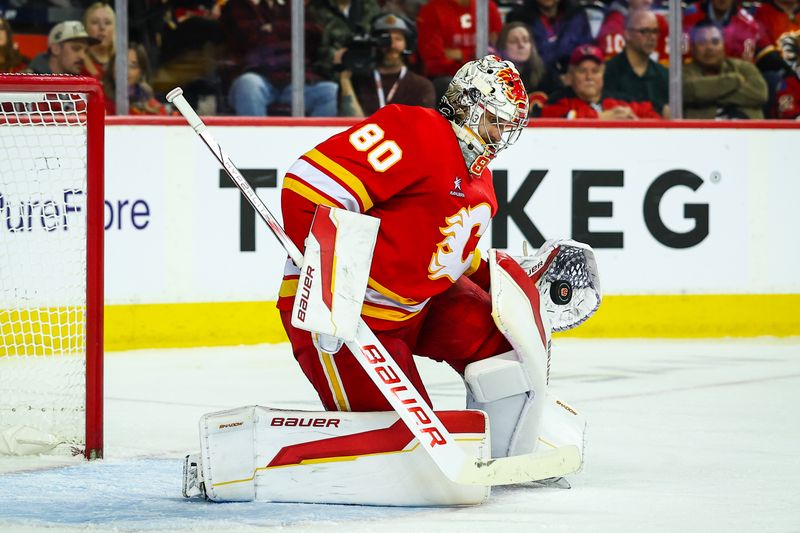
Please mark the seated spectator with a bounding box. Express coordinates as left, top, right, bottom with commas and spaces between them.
603, 8, 669, 116
683, 21, 768, 119
0, 17, 28, 73
541, 44, 661, 118
104, 43, 167, 116
770, 29, 800, 117
595, 0, 668, 63
82, 1, 115, 79
684, 0, 768, 65
416, 0, 504, 99
222, 0, 338, 117
152, 3, 223, 114
27, 21, 99, 75
495, 21, 564, 115
339, 13, 435, 117
506, 0, 593, 76
309, 0, 381, 83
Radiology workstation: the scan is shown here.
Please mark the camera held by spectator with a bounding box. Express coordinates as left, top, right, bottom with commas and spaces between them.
341, 30, 392, 76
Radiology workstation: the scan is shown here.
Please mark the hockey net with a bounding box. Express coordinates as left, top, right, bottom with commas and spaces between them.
0, 75, 104, 459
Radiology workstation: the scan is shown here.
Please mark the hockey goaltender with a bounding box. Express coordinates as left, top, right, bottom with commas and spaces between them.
173, 55, 602, 506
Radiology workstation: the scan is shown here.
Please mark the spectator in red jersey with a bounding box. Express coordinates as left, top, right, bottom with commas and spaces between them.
683, 0, 769, 64
416, 0, 503, 98
0, 17, 28, 73
104, 43, 167, 116
683, 21, 768, 119
506, 0, 593, 76
339, 13, 436, 117
754, 0, 800, 46
27, 21, 99, 75
595, 0, 668, 63
541, 43, 661, 118
82, 2, 115, 80
753, 0, 800, 76
603, 8, 669, 116
495, 21, 564, 115
222, 0, 338, 116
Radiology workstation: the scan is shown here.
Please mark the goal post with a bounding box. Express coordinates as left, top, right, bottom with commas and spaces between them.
0, 75, 104, 459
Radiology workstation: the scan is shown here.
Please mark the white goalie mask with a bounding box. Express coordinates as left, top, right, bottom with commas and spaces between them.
438, 55, 529, 176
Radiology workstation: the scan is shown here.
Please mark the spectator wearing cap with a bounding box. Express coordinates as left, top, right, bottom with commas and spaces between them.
27, 21, 100, 75
603, 8, 669, 117
541, 44, 661, 118
339, 13, 435, 117
683, 21, 768, 119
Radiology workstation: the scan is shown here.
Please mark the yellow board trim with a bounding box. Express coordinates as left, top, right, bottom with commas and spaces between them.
104, 301, 288, 351
554, 294, 800, 339
19, 293, 789, 354
305, 148, 374, 211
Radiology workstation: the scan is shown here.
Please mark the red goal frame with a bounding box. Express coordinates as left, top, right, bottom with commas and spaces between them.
0, 74, 104, 459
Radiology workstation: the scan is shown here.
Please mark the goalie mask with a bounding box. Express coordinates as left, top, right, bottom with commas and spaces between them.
438, 55, 529, 176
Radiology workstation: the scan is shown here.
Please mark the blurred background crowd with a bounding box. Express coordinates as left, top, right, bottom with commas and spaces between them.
0, 0, 798, 119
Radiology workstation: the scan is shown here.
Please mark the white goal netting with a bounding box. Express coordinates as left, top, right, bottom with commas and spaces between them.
0, 91, 91, 456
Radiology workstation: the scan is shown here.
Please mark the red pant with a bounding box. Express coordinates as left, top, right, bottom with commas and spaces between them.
280, 276, 512, 412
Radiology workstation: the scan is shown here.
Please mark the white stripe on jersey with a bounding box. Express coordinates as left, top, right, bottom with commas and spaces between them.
286, 158, 362, 213
364, 287, 430, 314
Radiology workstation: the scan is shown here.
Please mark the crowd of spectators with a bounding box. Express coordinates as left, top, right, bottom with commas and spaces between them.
0, 0, 798, 119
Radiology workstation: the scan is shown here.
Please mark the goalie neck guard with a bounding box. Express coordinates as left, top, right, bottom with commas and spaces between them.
437, 55, 529, 177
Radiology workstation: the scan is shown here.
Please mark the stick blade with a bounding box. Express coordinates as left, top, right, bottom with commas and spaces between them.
454, 445, 582, 486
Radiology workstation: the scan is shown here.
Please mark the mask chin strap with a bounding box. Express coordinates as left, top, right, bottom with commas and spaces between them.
450, 122, 491, 177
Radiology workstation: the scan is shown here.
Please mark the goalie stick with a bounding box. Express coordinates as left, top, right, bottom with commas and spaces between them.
165, 87, 581, 486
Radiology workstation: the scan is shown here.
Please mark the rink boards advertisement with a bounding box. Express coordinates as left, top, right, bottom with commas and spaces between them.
96, 121, 798, 348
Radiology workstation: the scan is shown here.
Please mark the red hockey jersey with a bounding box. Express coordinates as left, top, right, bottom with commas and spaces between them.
754, 0, 800, 45
595, 10, 670, 64
277, 105, 496, 326
417, 0, 504, 78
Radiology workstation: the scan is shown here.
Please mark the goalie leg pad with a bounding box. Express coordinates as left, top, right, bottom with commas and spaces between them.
193, 406, 491, 506
464, 351, 542, 458
537, 394, 587, 464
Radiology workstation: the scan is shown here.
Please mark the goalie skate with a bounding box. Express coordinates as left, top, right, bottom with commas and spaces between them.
182, 453, 206, 499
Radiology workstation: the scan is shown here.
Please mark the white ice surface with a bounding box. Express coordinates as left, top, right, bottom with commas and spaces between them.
1, 338, 799, 532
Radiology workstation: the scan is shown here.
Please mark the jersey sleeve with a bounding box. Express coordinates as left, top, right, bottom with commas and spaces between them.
281, 105, 429, 250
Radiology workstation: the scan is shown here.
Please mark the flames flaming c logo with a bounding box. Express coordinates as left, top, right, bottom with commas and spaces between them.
495, 67, 528, 107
